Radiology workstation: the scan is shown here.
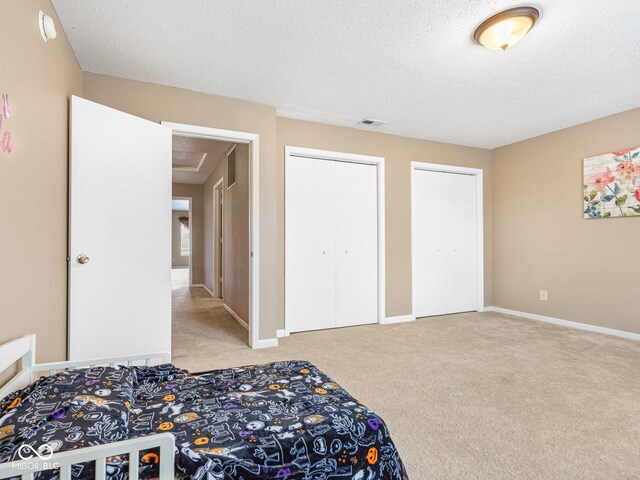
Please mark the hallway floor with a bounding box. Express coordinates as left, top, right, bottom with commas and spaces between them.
171, 268, 248, 367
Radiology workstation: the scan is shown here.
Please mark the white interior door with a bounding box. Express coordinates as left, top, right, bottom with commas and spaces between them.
69, 96, 172, 360
412, 170, 449, 317
335, 161, 378, 327
445, 173, 477, 313
285, 156, 336, 333
286, 156, 378, 333
412, 169, 478, 317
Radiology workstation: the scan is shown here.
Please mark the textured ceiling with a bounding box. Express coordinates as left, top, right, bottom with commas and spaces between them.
52, 1, 640, 149
172, 136, 233, 185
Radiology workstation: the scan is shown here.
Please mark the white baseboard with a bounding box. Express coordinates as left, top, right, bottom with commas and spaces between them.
486, 306, 640, 342
194, 284, 215, 297
380, 314, 416, 325
252, 338, 279, 349
276, 329, 289, 338
223, 303, 249, 331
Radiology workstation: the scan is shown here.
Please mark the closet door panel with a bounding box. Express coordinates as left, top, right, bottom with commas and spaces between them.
335, 161, 378, 327
445, 173, 478, 313
412, 170, 450, 317
285, 156, 336, 332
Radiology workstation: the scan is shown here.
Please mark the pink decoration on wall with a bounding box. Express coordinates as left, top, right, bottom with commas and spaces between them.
1, 130, 11, 153
0, 94, 12, 153
2, 94, 9, 118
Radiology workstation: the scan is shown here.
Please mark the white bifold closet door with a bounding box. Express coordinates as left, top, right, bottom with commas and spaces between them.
286, 156, 377, 333
413, 169, 477, 317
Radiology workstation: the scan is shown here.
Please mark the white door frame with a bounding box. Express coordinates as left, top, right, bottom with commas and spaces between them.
212, 177, 224, 298
410, 161, 484, 315
284, 146, 386, 333
172, 196, 193, 286
162, 121, 260, 349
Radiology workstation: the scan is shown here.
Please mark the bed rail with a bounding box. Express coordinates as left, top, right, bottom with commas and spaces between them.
0, 433, 175, 480
0, 334, 171, 401
32, 351, 172, 378
0, 336, 35, 401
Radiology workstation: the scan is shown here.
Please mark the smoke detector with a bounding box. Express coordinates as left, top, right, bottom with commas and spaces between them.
39, 10, 58, 42
357, 119, 387, 127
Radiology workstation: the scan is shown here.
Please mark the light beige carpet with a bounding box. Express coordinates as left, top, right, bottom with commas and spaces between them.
172, 282, 640, 479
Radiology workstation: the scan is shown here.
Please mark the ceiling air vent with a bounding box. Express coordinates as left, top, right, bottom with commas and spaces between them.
227, 148, 236, 189
357, 118, 387, 127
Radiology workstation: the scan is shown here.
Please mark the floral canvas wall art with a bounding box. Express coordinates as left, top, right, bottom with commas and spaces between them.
583, 146, 640, 219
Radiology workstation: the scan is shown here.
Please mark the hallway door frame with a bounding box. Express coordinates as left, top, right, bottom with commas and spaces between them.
162, 121, 261, 349
213, 177, 224, 298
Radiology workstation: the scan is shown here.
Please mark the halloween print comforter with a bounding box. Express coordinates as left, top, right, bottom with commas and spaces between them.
0, 360, 408, 480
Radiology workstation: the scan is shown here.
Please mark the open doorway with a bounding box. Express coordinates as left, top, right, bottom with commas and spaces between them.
171, 197, 192, 289
170, 130, 255, 362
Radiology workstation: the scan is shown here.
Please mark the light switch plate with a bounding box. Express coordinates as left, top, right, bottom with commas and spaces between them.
539, 290, 548, 301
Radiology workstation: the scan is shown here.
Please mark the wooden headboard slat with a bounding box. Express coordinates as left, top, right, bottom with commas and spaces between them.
0, 334, 35, 400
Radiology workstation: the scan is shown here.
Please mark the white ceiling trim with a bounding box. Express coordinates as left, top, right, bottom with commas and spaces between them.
172, 152, 208, 172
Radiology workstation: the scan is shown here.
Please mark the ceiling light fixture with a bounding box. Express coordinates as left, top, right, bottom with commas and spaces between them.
474, 6, 539, 51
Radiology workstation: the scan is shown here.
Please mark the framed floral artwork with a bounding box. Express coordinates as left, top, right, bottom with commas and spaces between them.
583, 146, 640, 219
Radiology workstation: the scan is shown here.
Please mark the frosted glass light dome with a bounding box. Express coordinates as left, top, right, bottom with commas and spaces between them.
474, 7, 539, 51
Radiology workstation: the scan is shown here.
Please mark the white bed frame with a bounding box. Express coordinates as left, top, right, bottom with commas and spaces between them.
0, 335, 175, 480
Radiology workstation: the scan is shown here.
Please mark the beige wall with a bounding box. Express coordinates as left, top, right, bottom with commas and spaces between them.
492, 107, 640, 334
0, 0, 82, 362
172, 183, 204, 283
202, 144, 250, 322
276, 118, 493, 320
56, 71, 493, 341
171, 210, 189, 268
4, 1, 635, 360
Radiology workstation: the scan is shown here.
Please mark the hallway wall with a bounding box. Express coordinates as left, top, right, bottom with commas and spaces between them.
203, 144, 250, 323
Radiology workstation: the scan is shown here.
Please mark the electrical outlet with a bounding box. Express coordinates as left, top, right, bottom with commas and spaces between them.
539, 290, 548, 301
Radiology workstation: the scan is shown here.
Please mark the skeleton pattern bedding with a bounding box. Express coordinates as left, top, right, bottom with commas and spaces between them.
0, 360, 408, 479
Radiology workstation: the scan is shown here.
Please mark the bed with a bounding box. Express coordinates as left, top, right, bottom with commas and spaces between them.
0, 335, 408, 480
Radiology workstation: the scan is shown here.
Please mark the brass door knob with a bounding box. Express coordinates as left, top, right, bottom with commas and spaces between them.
77, 254, 90, 264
